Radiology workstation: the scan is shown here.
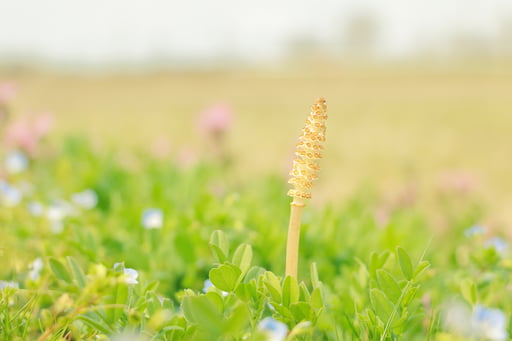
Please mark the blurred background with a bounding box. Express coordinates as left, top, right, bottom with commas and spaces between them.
1, 0, 512, 225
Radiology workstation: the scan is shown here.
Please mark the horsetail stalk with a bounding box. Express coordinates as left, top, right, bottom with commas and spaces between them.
285, 97, 328, 278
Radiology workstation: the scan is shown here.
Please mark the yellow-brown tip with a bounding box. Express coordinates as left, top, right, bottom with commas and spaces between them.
287, 98, 328, 200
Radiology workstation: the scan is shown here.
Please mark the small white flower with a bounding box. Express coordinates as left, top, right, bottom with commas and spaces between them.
123, 268, 139, 284
71, 189, 98, 209
141, 208, 163, 229
257, 317, 288, 341
46, 201, 68, 221
28, 257, 44, 281
27, 201, 44, 217
114, 263, 139, 285
4, 150, 28, 174
0, 280, 19, 289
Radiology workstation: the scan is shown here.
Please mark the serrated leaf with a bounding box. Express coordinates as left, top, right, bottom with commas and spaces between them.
376, 269, 401, 302
231, 243, 252, 275
282, 276, 300, 307
370, 288, 394, 323
396, 247, 413, 280
209, 264, 241, 292
49, 258, 72, 283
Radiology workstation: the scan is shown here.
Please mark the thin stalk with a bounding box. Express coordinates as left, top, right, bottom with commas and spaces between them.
285, 198, 305, 277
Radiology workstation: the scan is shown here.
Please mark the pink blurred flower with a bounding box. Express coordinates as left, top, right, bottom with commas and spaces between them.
439, 170, 478, 194
0, 82, 17, 103
33, 114, 54, 137
197, 103, 233, 137
150, 136, 172, 159
176, 147, 198, 169
3, 114, 53, 155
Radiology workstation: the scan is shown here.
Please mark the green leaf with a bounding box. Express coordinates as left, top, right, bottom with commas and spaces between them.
282, 276, 300, 307
263, 271, 282, 303
396, 247, 413, 280
244, 266, 265, 283
401, 285, 419, 306
376, 269, 401, 302
205, 292, 224, 312
209, 230, 229, 263
310, 262, 321, 289
209, 264, 242, 292
370, 288, 394, 323
76, 315, 113, 335
181, 295, 223, 336
311, 287, 324, 310
231, 243, 252, 275
236, 283, 257, 302
413, 260, 430, 280
66, 256, 86, 288
49, 258, 72, 283
299, 282, 311, 302
460, 279, 477, 305
369, 251, 391, 278
290, 302, 313, 322
223, 302, 251, 335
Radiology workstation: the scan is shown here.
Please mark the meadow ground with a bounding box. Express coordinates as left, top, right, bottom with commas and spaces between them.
6, 60, 512, 227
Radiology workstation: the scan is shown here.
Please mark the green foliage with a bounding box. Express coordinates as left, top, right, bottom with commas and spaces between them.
1, 136, 511, 340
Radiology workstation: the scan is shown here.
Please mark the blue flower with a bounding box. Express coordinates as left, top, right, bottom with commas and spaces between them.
203, 278, 228, 296
464, 225, 486, 238
4, 150, 28, 174
472, 305, 508, 341
71, 189, 98, 209
0, 280, 19, 289
485, 237, 508, 254
0, 180, 22, 207
141, 208, 163, 229
257, 317, 288, 341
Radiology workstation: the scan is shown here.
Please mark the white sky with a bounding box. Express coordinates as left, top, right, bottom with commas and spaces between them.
0, 0, 511, 65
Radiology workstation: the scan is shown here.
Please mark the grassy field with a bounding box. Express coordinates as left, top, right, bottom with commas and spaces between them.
5, 61, 512, 226
2, 60, 512, 339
